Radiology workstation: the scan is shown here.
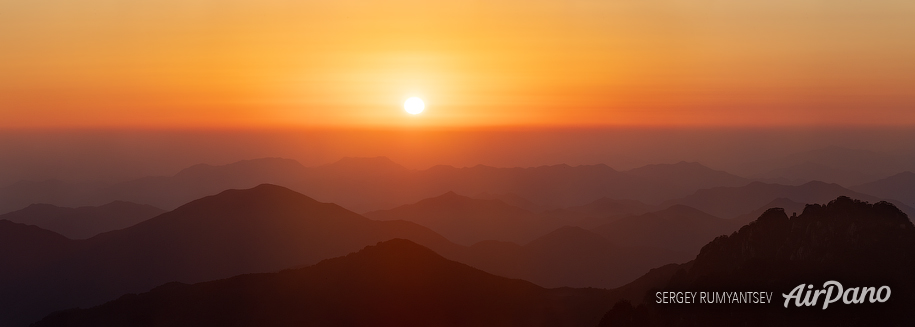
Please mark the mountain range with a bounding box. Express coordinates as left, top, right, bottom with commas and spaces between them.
737, 146, 915, 184
0, 157, 753, 214
25, 195, 914, 327
32, 239, 618, 327
4, 156, 913, 225
0, 184, 689, 326
363, 191, 736, 257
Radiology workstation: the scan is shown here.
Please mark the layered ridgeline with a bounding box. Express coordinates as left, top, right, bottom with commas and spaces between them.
852, 171, 915, 208
599, 197, 915, 327
33, 239, 616, 327
6, 157, 914, 222
0, 185, 685, 326
0, 157, 751, 214
365, 191, 558, 245
0, 185, 458, 327
28, 196, 913, 327
0, 201, 164, 239
364, 190, 756, 259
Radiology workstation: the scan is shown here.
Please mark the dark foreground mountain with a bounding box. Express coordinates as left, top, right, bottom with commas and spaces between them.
0, 220, 73, 283
598, 197, 915, 326
33, 239, 615, 327
0, 201, 164, 239
730, 197, 806, 227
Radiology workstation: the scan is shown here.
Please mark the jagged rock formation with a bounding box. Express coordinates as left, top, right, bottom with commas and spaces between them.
599, 196, 915, 327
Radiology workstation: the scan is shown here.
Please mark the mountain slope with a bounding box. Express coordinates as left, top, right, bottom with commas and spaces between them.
473, 192, 549, 213
591, 205, 735, 254
539, 197, 658, 229
364, 192, 556, 245
461, 226, 692, 289
33, 239, 616, 327
0, 220, 73, 283
0, 201, 164, 239
852, 171, 915, 207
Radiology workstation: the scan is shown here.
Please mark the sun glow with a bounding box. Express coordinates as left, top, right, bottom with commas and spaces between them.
404, 97, 425, 115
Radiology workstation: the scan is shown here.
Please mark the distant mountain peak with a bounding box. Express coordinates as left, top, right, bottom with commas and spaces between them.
349, 238, 443, 262
168, 183, 323, 215
674, 161, 698, 166
227, 183, 318, 200
439, 190, 460, 197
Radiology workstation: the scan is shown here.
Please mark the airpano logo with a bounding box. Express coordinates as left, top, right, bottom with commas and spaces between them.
782, 281, 891, 309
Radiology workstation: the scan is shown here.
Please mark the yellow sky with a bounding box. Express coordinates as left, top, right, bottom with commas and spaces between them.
1, 0, 914, 128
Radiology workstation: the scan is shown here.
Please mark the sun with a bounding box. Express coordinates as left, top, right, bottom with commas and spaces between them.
404, 97, 425, 115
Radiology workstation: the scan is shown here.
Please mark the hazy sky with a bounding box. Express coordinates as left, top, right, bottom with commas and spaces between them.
3, 0, 915, 128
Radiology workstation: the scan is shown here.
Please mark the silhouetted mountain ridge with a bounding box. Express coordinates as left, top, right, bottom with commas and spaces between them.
599, 196, 915, 326
33, 239, 616, 327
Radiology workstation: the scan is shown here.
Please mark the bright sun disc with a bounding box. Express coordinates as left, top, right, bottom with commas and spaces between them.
404, 97, 425, 115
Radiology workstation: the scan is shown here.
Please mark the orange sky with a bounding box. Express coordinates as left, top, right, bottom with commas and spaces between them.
2, 0, 914, 128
